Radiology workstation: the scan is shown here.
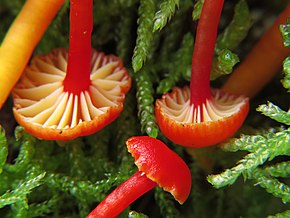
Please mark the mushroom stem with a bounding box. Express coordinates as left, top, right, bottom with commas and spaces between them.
222, 3, 290, 98
0, 0, 64, 108
63, 0, 93, 94
87, 170, 157, 218
189, 0, 224, 105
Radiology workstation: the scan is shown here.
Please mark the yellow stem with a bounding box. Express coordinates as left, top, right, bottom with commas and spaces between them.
0, 0, 65, 108
222, 4, 290, 98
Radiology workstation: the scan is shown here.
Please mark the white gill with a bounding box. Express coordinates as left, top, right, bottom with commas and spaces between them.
157, 86, 247, 124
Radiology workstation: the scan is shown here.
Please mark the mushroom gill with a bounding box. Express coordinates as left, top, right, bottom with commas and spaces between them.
12, 48, 131, 139
156, 86, 248, 124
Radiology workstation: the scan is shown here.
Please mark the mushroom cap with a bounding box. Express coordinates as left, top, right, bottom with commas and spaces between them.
126, 136, 192, 204
12, 48, 131, 140
155, 86, 249, 147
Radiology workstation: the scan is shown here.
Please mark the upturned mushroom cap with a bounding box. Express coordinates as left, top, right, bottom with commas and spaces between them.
126, 136, 192, 204
155, 86, 249, 147
12, 48, 131, 140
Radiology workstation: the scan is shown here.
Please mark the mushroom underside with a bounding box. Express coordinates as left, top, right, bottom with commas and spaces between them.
156, 86, 248, 124
13, 48, 131, 131
155, 86, 249, 147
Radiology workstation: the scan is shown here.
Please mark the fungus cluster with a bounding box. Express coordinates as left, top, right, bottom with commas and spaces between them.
12, 0, 131, 140
155, 0, 249, 148
0, 0, 288, 217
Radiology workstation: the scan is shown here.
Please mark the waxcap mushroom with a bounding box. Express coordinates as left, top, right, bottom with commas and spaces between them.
127, 136, 192, 204
12, 49, 131, 140
87, 136, 192, 218
155, 0, 249, 147
12, 0, 131, 140
155, 87, 249, 147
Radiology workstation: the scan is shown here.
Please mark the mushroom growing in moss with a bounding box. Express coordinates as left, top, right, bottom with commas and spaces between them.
12, 0, 131, 140
155, 0, 249, 148
87, 136, 192, 218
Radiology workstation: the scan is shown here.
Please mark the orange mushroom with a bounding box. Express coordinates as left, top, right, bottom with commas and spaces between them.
0, 0, 65, 108
12, 0, 131, 140
155, 0, 249, 148
87, 136, 192, 218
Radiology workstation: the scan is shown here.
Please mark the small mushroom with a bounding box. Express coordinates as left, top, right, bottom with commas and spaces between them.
87, 136, 192, 218
12, 0, 131, 140
155, 0, 249, 147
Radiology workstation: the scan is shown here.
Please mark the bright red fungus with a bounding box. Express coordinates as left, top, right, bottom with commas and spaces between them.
155, 0, 249, 147
12, 0, 131, 140
87, 136, 192, 218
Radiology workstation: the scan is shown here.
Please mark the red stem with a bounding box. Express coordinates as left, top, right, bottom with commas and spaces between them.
189, 0, 224, 105
63, 0, 92, 94
87, 171, 157, 218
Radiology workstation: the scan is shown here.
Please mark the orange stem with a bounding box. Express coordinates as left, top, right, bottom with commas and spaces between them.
222, 3, 290, 98
0, 0, 65, 108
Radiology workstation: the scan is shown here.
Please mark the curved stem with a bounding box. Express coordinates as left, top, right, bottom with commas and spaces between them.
87, 171, 157, 218
63, 0, 92, 94
190, 0, 224, 105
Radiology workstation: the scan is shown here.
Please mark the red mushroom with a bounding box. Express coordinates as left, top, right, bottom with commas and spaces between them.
12, 0, 131, 140
87, 136, 192, 218
155, 0, 249, 147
